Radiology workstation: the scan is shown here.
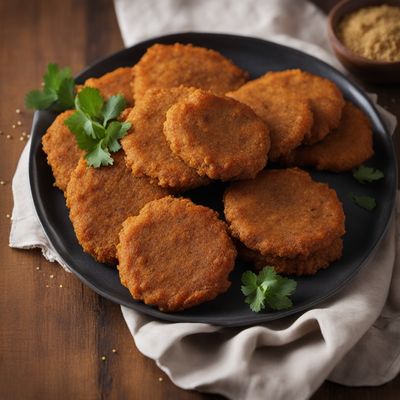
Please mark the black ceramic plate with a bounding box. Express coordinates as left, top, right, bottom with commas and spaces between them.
29, 33, 397, 327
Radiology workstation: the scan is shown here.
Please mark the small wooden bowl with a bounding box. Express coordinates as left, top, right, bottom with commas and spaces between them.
328, 0, 400, 83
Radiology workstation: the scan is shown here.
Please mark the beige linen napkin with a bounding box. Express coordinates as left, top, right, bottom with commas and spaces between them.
10, 0, 399, 399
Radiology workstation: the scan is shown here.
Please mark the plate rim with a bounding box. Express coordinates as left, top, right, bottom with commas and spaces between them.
29, 32, 398, 327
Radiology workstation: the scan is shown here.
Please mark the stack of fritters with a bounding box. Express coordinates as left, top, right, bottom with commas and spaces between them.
41, 42, 375, 310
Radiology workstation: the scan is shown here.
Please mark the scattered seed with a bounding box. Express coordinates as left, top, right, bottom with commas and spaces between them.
101, 356, 106, 361
59, 284, 63, 288
12, 124, 16, 129
19, 137, 24, 141
17, 121, 22, 126
112, 349, 117, 353
6, 135, 11, 139
16, 109, 21, 114
45, 284, 49, 288
22, 132, 26, 137
27, 134, 31, 139
49, 274, 54, 279
6, 214, 10, 218
158, 377, 164, 382
41, 82, 45, 87
36, 267, 40, 271
0, 181, 5, 185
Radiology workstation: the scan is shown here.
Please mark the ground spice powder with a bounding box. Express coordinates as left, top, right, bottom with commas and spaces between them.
337, 5, 400, 62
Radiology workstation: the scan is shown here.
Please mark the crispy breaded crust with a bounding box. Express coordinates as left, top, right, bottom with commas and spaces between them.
122, 87, 210, 191
237, 238, 343, 276
280, 102, 374, 172
117, 196, 237, 311
133, 43, 248, 101
261, 70, 345, 144
66, 152, 168, 264
164, 90, 270, 181
84, 67, 134, 106
224, 168, 345, 258
42, 110, 83, 193
227, 78, 313, 160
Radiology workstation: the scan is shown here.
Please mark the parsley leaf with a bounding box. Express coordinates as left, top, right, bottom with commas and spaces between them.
64, 87, 131, 168
350, 193, 376, 211
241, 267, 297, 312
25, 63, 75, 111
353, 165, 384, 184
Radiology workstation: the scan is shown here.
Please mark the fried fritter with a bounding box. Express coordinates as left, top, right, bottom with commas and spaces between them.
133, 43, 248, 101
260, 70, 345, 144
224, 168, 345, 258
164, 89, 270, 181
117, 196, 237, 311
42, 110, 83, 193
280, 102, 374, 171
227, 78, 313, 161
66, 152, 168, 264
122, 87, 209, 191
84, 67, 134, 106
237, 238, 343, 276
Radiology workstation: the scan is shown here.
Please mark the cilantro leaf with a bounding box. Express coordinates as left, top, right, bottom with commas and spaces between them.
25, 63, 75, 111
104, 121, 131, 152
353, 165, 384, 184
102, 95, 127, 126
85, 141, 113, 168
241, 266, 297, 313
350, 193, 376, 211
75, 87, 104, 119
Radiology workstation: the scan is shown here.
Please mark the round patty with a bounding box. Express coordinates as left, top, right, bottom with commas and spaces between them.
66, 151, 168, 264
227, 77, 313, 161
133, 43, 248, 101
117, 196, 237, 311
237, 238, 343, 276
280, 102, 374, 171
260, 69, 345, 144
224, 168, 345, 258
164, 89, 270, 181
84, 67, 134, 106
42, 110, 83, 193
122, 87, 209, 190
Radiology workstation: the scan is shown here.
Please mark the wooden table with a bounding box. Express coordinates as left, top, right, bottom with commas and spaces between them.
0, 0, 399, 399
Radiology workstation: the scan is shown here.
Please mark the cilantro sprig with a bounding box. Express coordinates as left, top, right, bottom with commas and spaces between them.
350, 193, 376, 211
25, 63, 75, 111
241, 267, 297, 312
353, 165, 384, 184
64, 87, 131, 167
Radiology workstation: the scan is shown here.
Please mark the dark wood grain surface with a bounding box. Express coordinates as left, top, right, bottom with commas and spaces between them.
0, 0, 398, 399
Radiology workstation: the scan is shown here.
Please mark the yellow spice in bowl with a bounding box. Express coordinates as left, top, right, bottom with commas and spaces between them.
337, 5, 400, 62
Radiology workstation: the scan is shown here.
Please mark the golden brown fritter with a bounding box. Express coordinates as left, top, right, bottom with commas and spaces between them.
237, 238, 343, 276
133, 43, 248, 101
122, 87, 209, 191
66, 152, 168, 264
42, 110, 83, 193
227, 78, 313, 161
280, 102, 374, 172
84, 67, 134, 106
117, 196, 237, 311
224, 168, 345, 258
164, 89, 270, 181
260, 70, 345, 144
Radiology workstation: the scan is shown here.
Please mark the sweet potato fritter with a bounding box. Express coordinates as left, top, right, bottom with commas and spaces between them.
84, 67, 134, 106
66, 152, 168, 264
117, 196, 237, 311
227, 78, 313, 161
224, 168, 345, 258
122, 87, 209, 191
237, 238, 343, 276
42, 110, 83, 193
260, 70, 345, 144
280, 102, 374, 171
164, 89, 270, 181
133, 43, 248, 101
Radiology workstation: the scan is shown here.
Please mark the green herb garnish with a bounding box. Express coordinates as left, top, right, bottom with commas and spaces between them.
25, 63, 75, 111
353, 165, 384, 184
241, 266, 297, 312
64, 87, 130, 167
350, 193, 376, 211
